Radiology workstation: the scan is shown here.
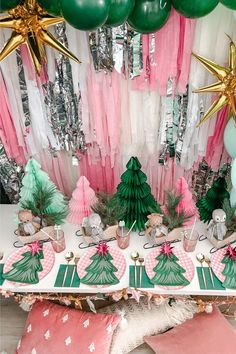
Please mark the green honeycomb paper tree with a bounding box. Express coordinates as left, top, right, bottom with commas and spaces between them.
151, 242, 190, 286
115, 157, 161, 231
196, 177, 230, 223
81, 242, 119, 286
221, 245, 236, 289
3, 242, 44, 284
20, 158, 68, 225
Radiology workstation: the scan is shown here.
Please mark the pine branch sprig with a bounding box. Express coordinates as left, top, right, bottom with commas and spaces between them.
21, 183, 68, 226
91, 192, 127, 227
222, 198, 236, 232
162, 191, 193, 231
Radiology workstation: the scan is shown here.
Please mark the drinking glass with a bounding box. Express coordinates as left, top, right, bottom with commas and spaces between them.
183, 229, 199, 252
50, 228, 66, 253
116, 227, 130, 249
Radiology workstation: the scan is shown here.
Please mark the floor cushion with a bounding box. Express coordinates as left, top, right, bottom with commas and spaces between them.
98, 298, 197, 354
16, 300, 120, 354
144, 305, 236, 354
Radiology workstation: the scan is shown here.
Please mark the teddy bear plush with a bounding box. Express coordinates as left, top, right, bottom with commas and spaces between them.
18, 209, 41, 236
145, 213, 168, 245
145, 213, 164, 236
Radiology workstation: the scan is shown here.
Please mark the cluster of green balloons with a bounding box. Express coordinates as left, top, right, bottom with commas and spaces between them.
38, 0, 171, 33
0, 0, 236, 34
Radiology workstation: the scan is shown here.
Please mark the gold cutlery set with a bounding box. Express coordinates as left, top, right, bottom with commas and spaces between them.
62, 252, 80, 287
131, 251, 144, 288
196, 253, 215, 289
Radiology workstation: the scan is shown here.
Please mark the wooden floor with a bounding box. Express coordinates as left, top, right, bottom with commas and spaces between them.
0, 297, 28, 353
0, 296, 236, 354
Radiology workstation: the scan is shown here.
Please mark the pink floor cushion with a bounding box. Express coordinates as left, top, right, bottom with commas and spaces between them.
16, 300, 120, 354
144, 305, 236, 354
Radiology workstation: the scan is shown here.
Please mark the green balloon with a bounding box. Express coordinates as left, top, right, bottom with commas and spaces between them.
128, 0, 171, 34
60, 0, 111, 31
220, 0, 236, 10
0, 0, 21, 13
172, 0, 219, 18
106, 0, 135, 27
231, 159, 236, 190
38, 0, 62, 16
223, 118, 236, 158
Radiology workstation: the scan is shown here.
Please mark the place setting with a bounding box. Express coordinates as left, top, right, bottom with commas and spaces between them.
129, 241, 194, 290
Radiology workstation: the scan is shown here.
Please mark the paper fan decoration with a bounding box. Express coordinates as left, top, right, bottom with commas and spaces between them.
175, 177, 199, 225
115, 157, 161, 231
68, 176, 97, 224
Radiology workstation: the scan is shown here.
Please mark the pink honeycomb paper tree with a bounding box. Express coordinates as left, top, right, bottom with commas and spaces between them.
68, 176, 97, 224
175, 177, 199, 226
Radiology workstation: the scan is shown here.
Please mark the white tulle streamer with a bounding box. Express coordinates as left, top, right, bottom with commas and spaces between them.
23, 74, 59, 155
0, 29, 58, 156
66, 25, 92, 142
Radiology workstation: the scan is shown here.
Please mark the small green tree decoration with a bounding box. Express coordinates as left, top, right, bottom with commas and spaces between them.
222, 198, 236, 233
151, 242, 190, 286
115, 157, 161, 231
196, 177, 230, 223
3, 241, 44, 284
162, 191, 192, 231
91, 192, 126, 228
20, 159, 68, 226
221, 245, 236, 289
81, 241, 119, 286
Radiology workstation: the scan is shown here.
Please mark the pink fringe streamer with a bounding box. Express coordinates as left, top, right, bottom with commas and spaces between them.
133, 9, 196, 95
0, 71, 26, 165
87, 69, 121, 167
78, 149, 121, 194
39, 150, 79, 197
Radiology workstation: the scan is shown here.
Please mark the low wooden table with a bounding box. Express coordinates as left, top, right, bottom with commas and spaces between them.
0, 205, 235, 296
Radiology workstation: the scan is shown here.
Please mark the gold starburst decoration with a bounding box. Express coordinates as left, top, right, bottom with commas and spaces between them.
193, 37, 236, 127
0, 0, 80, 74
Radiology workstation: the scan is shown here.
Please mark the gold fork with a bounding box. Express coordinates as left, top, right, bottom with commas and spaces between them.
204, 256, 215, 289
70, 255, 80, 287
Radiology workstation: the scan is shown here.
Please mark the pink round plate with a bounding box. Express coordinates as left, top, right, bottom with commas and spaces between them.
77, 246, 126, 287
211, 248, 229, 283
3, 244, 55, 286
145, 247, 194, 290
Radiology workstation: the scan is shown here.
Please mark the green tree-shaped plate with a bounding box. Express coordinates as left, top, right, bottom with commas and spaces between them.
77, 246, 126, 287
145, 247, 194, 289
211, 248, 236, 289
3, 245, 55, 285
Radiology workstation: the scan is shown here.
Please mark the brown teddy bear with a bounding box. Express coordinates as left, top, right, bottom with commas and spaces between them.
18, 209, 41, 236
145, 213, 168, 244
145, 213, 164, 236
